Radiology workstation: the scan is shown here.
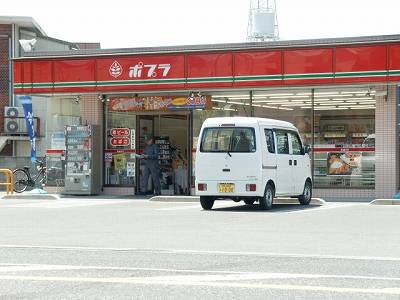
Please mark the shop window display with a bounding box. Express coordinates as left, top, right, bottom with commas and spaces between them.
104, 110, 137, 187
251, 88, 375, 189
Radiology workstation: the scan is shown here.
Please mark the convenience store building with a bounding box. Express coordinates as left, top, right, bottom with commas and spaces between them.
13, 35, 400, 200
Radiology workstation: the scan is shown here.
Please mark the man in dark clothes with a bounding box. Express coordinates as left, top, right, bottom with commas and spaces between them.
235, 131, 251, 152
140, 136, 161, 195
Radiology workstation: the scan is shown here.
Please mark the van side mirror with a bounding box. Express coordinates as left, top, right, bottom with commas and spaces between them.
304, 144, 311, 154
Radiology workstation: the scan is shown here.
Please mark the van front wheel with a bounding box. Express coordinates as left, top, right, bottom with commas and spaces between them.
259, 184, 274, 210
299, 181, 312, 205
200, 196, 215, 210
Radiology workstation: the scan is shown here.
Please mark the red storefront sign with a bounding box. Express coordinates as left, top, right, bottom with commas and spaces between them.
108, 95, 211, 111
110, 137, 130, 146
110, 128, 130, 137
13, 40, 400, 94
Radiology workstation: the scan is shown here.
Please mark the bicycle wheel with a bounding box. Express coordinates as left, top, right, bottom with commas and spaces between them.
13, 169, 29, 193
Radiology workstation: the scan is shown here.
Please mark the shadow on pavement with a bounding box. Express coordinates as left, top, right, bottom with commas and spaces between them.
211, 203, 321, 213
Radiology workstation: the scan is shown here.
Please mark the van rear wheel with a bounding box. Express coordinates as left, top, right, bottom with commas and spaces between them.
259, 184, 274, 210
200, 196, 215, 210
299, 181, 312, 205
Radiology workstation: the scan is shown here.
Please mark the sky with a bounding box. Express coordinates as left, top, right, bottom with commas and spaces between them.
2, 0, 400, 49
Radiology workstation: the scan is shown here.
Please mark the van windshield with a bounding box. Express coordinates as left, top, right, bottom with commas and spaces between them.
200, 127, 256, 153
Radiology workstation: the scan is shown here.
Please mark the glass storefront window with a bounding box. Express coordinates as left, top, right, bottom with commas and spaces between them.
252, 87, 375, 189
104, 109, 137, 187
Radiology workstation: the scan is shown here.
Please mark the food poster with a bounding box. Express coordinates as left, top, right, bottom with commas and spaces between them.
327, 152, 362, 176
108, 95, 211, 111
113, 153, 126, 171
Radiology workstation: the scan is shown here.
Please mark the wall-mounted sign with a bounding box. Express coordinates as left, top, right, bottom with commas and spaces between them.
110, 128, 130, 137
104, 152, 113, 163
108, 95, 211, 112
130, 129, 136, 150
110, 137, 130, 146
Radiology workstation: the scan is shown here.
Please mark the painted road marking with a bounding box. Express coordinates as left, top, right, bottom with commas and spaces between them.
1, 263, 400, 282
0, 200, 132, 209
281, 202, 362, 214
156, 202, 363, 213
0, 275, 399, 295
0, 245, 400, 262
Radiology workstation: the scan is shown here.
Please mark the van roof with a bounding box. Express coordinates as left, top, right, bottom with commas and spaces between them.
203, 117, 297, 130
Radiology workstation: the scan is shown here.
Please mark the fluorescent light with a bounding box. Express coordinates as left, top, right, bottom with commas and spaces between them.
316, 102, 344, 106
254, 93, 295, 97
281, 103, 311, 107
314, 107, 349, 110
339, 105, 376, 108
314, 91, 340, 95
212, 107, 237, 111
269, 95, 309, 99
340, 90, 375, 94
296, 92, 312, 96
211, 99, 227, 103
350, 107, 376, 110
212, 94, 249, 98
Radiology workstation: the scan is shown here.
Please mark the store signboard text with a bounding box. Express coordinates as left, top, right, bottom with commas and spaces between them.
110, 137, 131, 146
110, 128, 130, 137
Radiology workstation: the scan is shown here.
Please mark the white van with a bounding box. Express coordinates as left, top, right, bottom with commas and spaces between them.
195, 117, 312, 210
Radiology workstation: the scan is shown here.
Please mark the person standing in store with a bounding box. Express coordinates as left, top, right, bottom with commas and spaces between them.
140, 136, 161, 196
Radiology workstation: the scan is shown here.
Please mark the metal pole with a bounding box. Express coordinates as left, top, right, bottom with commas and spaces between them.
311, 88, 315, 180
250, 90, 254, 117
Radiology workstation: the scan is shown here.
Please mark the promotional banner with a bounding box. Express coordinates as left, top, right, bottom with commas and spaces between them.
19, 95, 36, 163
108, 95, 211, 112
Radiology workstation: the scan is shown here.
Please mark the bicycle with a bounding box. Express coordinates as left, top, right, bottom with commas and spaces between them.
13, 159, 47, 193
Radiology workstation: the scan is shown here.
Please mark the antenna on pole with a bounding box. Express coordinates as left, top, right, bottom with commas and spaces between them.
247, 0, 279, 42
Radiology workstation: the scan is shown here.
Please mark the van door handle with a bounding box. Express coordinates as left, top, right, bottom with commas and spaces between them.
294, 160, 297, 166
289, 160, 292, 166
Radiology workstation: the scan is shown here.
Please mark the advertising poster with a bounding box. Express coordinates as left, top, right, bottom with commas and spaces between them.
327, 152, 362, 176
126, 162, 135, 177
113, 154, 126, 171
51, 132, 66, 150
108, 95, 211, 112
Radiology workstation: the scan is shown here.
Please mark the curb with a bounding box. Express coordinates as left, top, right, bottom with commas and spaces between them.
150, 196, 325, 205
150, 196, 199, 203
370, 199, 400, 205
1, 194, 59, 200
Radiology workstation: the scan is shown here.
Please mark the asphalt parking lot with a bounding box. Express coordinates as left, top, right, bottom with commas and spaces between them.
0, 198, 398, 299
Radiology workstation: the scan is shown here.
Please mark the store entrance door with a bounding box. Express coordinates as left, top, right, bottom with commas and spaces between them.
137, 113, 191, 196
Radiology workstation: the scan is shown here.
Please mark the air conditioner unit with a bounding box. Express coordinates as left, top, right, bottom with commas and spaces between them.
4, 106, 24, 118
3, 106, 28, 134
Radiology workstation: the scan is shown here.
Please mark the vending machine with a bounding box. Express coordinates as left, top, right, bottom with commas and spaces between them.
63, 125, 102, 195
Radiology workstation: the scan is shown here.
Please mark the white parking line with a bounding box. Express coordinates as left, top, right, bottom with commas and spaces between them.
0, 274, 399, 295
0, 200, 132, 209
281, 202, 362, 214
0, 263, 400, 282
0, 245, 400, 262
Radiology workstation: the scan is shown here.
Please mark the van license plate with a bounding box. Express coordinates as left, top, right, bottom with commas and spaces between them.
219, 183, 234, 193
